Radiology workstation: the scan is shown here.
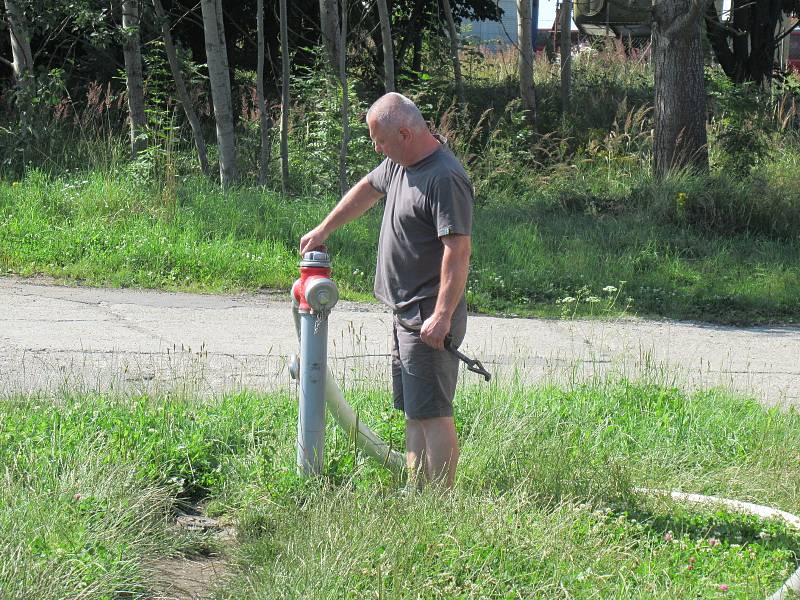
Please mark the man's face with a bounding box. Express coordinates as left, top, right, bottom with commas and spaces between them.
368, 118, 410, 165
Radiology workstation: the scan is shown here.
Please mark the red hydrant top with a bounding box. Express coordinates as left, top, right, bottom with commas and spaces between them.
293, 249, 333, 313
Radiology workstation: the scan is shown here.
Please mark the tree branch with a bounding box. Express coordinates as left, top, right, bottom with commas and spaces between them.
704, 0, 738, 78
33, 15, 73, 62
0, 54, 14, 68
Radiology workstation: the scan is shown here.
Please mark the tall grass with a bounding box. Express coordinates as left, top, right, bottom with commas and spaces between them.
2, 376, 799, 598
219, 380, 800, 599
221, 488, 799, 599
0, 414, 174, 598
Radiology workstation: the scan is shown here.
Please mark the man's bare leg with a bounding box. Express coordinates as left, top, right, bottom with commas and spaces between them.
405, 417, 427, 489
419, 416, 459, 488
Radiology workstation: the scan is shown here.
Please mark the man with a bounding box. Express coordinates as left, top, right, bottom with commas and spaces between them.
300, 92, 473, 488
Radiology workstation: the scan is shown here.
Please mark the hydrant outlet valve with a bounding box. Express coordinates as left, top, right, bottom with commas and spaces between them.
293, 250, 339, 313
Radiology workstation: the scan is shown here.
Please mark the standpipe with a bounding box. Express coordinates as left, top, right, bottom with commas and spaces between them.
289, 249, 405, 477
290, 249, 339, 476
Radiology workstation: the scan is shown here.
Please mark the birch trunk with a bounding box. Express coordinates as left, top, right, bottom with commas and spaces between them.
257, 0, 271, 185
517, 0, 537, 128
375, 0, 395, 92
280, 0, 290, 193
441, 0, 465, 105
4, 0, 33, 85
559, 0, 571, 114
201, 0, 237, 186
652, 0, 708, 178
319, 0, 340, 76
121, 0, 147, 158
153, 0, 209, 175
338, 0, 350, 196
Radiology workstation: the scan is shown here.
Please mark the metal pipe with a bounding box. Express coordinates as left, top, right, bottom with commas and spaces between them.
297, 310, 328, 475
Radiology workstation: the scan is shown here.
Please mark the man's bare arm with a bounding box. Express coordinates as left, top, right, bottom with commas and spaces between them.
420, 234, 471, 350
299, 177, 384, 254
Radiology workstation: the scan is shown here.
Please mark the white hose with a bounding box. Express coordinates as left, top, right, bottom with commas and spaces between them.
292, 301, 405, 476
636, 488, 800, 600
323, 365, 406, 475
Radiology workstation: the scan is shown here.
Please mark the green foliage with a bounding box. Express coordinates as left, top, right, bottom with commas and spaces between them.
0, 69, 70, 174
286, 58, 375, 194
646, 166, 800, 240
707, 69, 774, 174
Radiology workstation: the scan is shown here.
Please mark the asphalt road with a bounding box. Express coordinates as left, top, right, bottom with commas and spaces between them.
1, 276, 798, 406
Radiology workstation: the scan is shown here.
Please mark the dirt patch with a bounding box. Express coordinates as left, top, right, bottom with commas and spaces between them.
149, 555, 230, 600
148, 515, 236, 600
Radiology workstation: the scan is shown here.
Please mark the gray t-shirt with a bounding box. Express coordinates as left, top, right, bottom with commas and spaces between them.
366, 141, 473, 311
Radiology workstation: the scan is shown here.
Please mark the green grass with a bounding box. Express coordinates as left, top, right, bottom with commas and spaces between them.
223, 490, 799, 599
0, 400, 180, 598
1, 379, 799, 598
1, 166, 799, 324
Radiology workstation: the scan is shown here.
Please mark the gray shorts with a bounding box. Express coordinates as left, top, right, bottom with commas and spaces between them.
391, 296, 467, 420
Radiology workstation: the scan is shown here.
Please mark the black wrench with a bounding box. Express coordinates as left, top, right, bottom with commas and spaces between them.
395, 317, 492, 382
444, 334, 492, 382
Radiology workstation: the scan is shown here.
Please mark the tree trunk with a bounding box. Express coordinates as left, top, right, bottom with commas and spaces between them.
559, 0, 572, 115
739, 0, 782, 86
517, 0, 537, 128
777, 12, 796, 72
396, 0, 425, 72
375, 0, 395, 93
153, 0, 210, 176
652, 0, 708, 179
280, 0, 290, 193
319, 0, 340, 76
338, 0, 350, 197
121, 0, 147, 158
704, 1, 738, 78
412, 30, 422, 74
4, 0, 33, 84
441, 0, 465, 105
201, 0, 237, 186
257, 0, 271, 185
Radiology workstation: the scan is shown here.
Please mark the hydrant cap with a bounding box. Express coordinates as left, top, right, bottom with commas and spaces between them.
304, 277, 339, 312
300, 250, 331, 268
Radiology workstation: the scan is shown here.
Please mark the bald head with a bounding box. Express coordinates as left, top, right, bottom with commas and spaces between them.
366, 93, 428, 133
366, 92, 441, 166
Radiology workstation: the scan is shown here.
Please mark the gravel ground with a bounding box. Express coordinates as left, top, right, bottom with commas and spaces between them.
1, 276, 798, 406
